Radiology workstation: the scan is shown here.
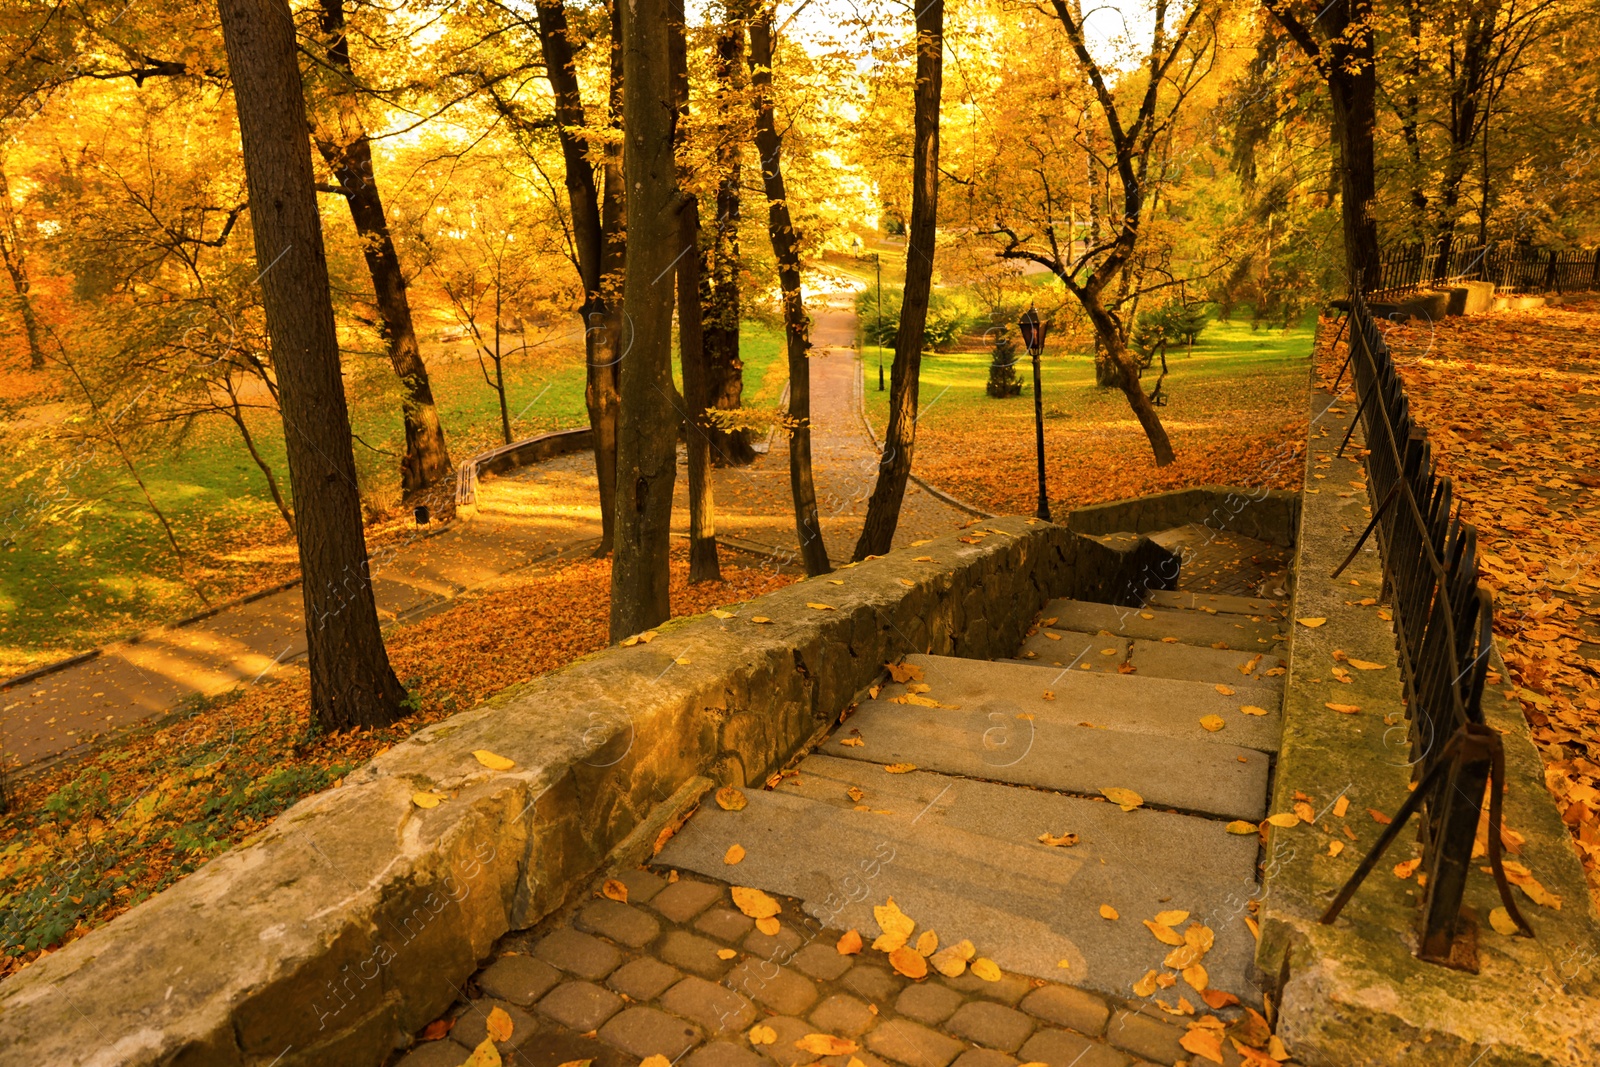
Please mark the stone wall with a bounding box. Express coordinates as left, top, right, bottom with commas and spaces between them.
0, 516, 1076, 1067
1067, 485, 1301, 549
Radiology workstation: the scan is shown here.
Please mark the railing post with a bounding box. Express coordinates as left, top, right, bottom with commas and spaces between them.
1417, 747, 1492, 964
1591, 248, 1600, 291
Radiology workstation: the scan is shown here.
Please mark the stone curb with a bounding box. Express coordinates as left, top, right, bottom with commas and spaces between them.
1067, 485, 1301, 549
0, 516, 1078, 1067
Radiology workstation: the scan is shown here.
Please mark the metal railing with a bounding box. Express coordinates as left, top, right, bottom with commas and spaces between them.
1368, 239, 1600, 298
1318, 291, 1532, 965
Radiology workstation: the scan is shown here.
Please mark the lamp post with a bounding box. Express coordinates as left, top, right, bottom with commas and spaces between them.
1019, 306, 1049, 522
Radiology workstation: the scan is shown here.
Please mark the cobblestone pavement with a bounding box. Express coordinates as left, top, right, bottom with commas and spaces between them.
393, 866, 1227, 1067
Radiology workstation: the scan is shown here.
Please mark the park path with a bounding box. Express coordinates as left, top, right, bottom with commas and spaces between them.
1, 282, 970, 773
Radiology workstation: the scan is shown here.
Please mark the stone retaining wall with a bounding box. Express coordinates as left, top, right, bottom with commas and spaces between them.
0, 516, 1076, 1067
1067, 485, 1301, 549
1257, 388, 1600, 1065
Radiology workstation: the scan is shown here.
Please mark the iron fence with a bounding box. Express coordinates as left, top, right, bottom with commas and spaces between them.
1367, 240, 1600, 298
1319, 291, 1532, 965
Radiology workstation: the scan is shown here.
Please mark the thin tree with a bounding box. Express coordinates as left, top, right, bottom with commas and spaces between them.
609, 0, 681, 639
306, 0, 454, 494
217, 0, 408, 730
705, 13, 754, 467
747, 3, 829, 576
670, 3, 721, 582
854, 0, 943, 559
1266, 0, 1382, 287
0, 159, 45, 370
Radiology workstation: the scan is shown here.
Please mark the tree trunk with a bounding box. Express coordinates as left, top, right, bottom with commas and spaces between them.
590, 0, 628, 557
854, 0, 942, 560
609, 0, 680, 640
705, 19, 754, 467
312, 0, 453, 495
1325, 1, 1381, 290
748, 6, 829, 576
669, 1, 720, 583
218, 0, 408, 731
534, 0, 622, 555
0, 163, 46, 371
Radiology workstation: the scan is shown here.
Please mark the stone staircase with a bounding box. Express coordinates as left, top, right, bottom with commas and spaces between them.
658, 557, 1292, 1012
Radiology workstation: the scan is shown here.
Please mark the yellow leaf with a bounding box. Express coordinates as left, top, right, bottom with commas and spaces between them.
837, 929, 863, 955
412, 791, 442, 809
748, 1024, 778, 1045
884, 763, 918, 774
1293, 801, 1315, 823
1199, 714, 1225, 732
1154, 909, 1189, 926
1144, 919, 1185, 946
751, 616, 773, 624
930, 945, 968, 977
828, 579, 845, 585
1333, 795, 1350, 818
1037, 831, 1079, 847
1240, 705, 1269, 716
1180, 1027, 1225, 1064
846, 785, 865, 802
1099, 904, 1119, 920
872, 897, 916, 951
915, 930, 939, 957
889, 692, 960, 709
1214, 684, 1235, 695
1325, 702, 1362, 714
1328, 840, 1345, 857
796, 1035, 859, 1055
1101, 787, 1144, 811
473, 750, 515, 771
889, 945, 929, 979
1347, 658, 1386, 670
1182, 963, 1209, 992
637, 631, 658, 643
1297, 617, 1327, 628
840, 737, 865, 748
1265, 813, 1300, 828
601, 879, 629, 903
621, 635, 640, 647
711, 609, 736, 619
899, 578, 916, 587
1499, 861, 1562, 909
1132, 969, 1159, 997
486, 1006, 514, 1043
1226, 820, 1259, 834
717, 948, 737, 960
1489, 906, 1521, 936
675, 655, 692, 665
724, 844, 746, 865
1394, 858, 1422, 879
715, 787, 748, 811
461, 1037, 502, 1067
755, 916, 780, 936
971, 957, 1002, 982
806, 602, 835, 611
732, 886, 781, 919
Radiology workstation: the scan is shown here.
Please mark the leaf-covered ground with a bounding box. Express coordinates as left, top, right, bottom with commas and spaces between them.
0, 546, 798, 977
1313, 297, 1600, 908
873, 317, 1313, 517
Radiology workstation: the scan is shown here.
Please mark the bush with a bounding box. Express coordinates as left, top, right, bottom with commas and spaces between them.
1132, 301, 1209, 360
854, 287, 967, 352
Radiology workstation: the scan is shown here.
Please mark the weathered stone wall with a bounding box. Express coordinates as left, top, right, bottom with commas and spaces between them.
1067, 485, 1301, 549
0, 516, 1075, 1067
1258, 389, 1600, 1066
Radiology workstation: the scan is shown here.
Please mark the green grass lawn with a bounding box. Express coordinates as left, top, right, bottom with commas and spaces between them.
0, 323, 790, 669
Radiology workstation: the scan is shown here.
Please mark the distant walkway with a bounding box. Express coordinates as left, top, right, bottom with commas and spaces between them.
2, 286, 970, 772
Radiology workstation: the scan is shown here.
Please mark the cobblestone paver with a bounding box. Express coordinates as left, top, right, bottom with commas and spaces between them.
392, 869, 1220, 1067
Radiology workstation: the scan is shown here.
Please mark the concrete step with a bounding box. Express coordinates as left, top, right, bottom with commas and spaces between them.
825, 691, 1270, 821
657, 761, 1262, 1005
1014, 634, 1286, 691
883, 655, 1281, 752
1144, 590, 1283, 618
1040, 598, 1285, 651
1013, 630, 1129, 673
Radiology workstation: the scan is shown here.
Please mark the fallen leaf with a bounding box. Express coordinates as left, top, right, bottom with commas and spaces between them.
1144, 919, 1185, 946
1214, 684, 1236, 695
486, 1006, 514, 1043
1101, 787, 1144, 812
828, 579, 845, 585
473, 750, 515, 771
1038, 831, 1080, 847
837, 929, 864, 955
1497, 861, 1562, 909
1200, 988, 1240, 1010
1099, 904, 1119, 920
711, 609, 736, 619
601, 879, 629, 903
889, 692, 960, 709
796, 1035, 859, 1055
872, 897, 916, 951
806, 603, 835, 611
638, 631, 658, 644
1226, 820, 1258, 834
1240, 705, 1269, 716
1181, 1028, 1225, 1065
1132, 969, 1159, 997
1265, 813, 1301, 828
461, 1037, 502, 1067
1199, 714, 1226, 732
1333, 795, 1350, 818
1325, 702, 1361, 714
715, 787, 748, 811
748, 1023, 778, 1045
419, 1017, 454, 1041
930, 945, 968, 977
716, 948, 737, 960
1368, 808, 1392, 825
412, 792, 442, 809
1347, 658, 1386, 670
1328, 840, 1345, 857
732, 886, 781, 919
1182, 963, 1209, 992
1293, 801, 1315, 823
971, 957, 1002, 982
846, 785, 865, 802
751, 616, 772, 624
889, 945, 929, 979
755, 916, 781, 936
884, 763, 917, 774
1489, 906, 1521, 935
886, 661, 926, 684
1297, 617, 1327, 628
899, 578, 916, 587
1154, 909, 1190, 926
724, 844, 746, 865
1394, 858, 1422, 879
839, 737, 865, 748
915, 930, 939, 956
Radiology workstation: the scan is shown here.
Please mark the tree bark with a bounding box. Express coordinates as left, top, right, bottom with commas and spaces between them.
854, 0, 942, 560
705, 19, 754, 467
218, 0, 408, 731
311, 0, 453, 495
669, 6, 721, 583
748, 6, 829, 576
0, 162, 46, 371
591, 0, 628, 556
533, 0, 622, 555
609, 0, 680, 640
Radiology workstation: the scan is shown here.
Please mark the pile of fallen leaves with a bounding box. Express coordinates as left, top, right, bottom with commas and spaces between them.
0, 546, 797, 978
1314, 297, 1600, 909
